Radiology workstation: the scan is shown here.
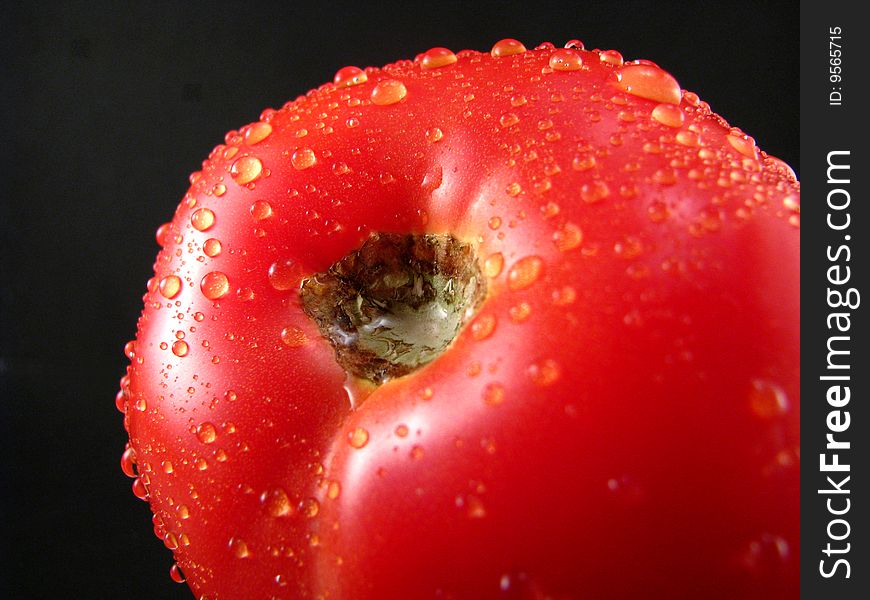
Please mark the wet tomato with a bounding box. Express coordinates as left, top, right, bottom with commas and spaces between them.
119, 39, 800, 599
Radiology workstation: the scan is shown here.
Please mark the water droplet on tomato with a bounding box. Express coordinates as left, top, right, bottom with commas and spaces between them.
291, 148, 317, 170
508, 256, 544, 290
191, 208, 215, 231
371, 80, 407, 106
549, 48, 583, 71
230, 156, 263, 184
553, 222, 583, 251
203, 238, 222, 257
244, 122, 273, 145
491, 38, 527, 57
471, 313, 497, 341
268, 259, 301, 291
425, 127, 444, 143
599, 49, 623, 66
199, 271, 229, 300
727, 131, 759, 159
483, 383, 505, 406
250, 200, 273, 221
159, 275, 182, 299
348, 427, 369, 449
169, 563, 185, 584
421, 47, 458, 69
334, 66, 368, 88
121, 447, 137, 478
581, 180, 610, 203
509, 302, 532, 323
171, 340, 189, 357
499, 112, 520, 128
484, 252, 504, 278
614, 63, 681, 104
527, 359, 561, 386
229, 537, 251, 558
196, 422, 217, 444
749, 379, 789, 418
651, 103, 685, 128
261, 487, 294, 517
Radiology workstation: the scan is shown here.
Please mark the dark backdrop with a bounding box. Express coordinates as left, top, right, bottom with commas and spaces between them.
1, 1, 797, 597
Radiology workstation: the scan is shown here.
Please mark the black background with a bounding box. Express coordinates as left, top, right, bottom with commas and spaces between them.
1, 1, 797, 597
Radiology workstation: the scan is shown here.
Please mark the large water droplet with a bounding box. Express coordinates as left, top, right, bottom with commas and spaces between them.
230, 156, 263, 184
291, 148, 317, 170
334, 66, 368, 87
200, 271, 230, 300
491, 38, 527, 57
549, 48, 583, 71
191, 208, 215, 231
159, 275, 182, 299
614, 64, 681, 104
507, 256, 544, 291
421, 47, 458, 69
371, 80, 407, 106
244, 122, 273, 145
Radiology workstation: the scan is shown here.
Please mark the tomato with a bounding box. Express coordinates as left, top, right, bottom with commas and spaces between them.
119, 39, 800, 599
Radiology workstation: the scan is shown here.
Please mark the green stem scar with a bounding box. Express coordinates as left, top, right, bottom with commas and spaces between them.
300, 233, 486, 384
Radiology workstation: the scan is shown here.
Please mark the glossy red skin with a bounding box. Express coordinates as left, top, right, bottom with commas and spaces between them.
122, 42, 800, 599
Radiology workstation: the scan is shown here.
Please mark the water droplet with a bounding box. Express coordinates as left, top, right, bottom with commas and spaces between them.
652, 168, 677, 185
203, 238, 222, 257
553, 222, 583, 251
421, 165, 443, 192
782, 194, 800, 213
348, 427, 369, 449
196, 422, 217, 444
371, 79, 407, 106
191, 208, 215, 231
200, 271, 230, 300
648, 201, 670, 223
527, 359, 561, 386
421, 47, 458, 69
572, 154, 596, 171
300, 497, 320, 518
291, 147, 317, 170
229, 537, 250, 558
749, 379, 789, 418
483, 252, 504, 278
121, 447, 137, 478
471, 313, 497, 341
509, 302, 532, 323
250, 200, 273, 221
614, 64, 681, 104
244, 122, 272, 145
491, 38, 526, 57
280, 326, 307, 347
425, 127, 443, 143
599, 49, 624, 66
334, 66, 368, 88
508, 256, 544, 291
327, 481, 342, 500
483, 383, 505, 406
549, 48, 583, 71
261, 487, 294, 517
230, 156, 263, 184
651, 103, 685, 128
395, 424, 409, 437
171, 340, 189, 357
505, 182, 522, 197
580, 180, 610, 203
268, 259, 300, 291
499, 112, 520, 128
159, 275, 182, 299
410, 445, 424, 460
727, 131, 758, 159
169, 563, 185, 584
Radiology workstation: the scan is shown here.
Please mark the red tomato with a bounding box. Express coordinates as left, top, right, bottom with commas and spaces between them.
120, 39, 800, 599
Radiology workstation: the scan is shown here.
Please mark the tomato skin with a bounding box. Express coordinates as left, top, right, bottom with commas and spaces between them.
122, 42, 799, 599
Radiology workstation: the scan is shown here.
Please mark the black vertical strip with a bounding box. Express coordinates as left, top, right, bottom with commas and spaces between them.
801, 2, 868, 598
